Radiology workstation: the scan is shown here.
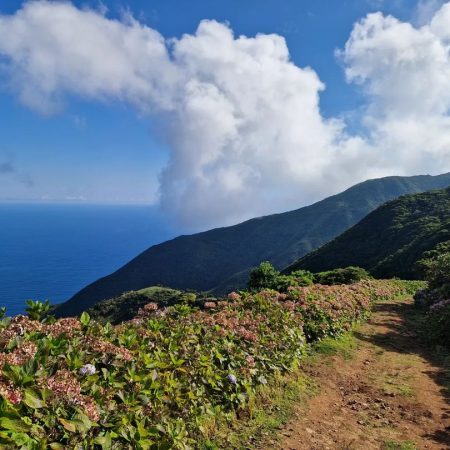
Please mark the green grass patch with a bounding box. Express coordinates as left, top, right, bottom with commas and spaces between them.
383, 379, 414, 397
313, 332, 358, 360
382, 440, 417, 450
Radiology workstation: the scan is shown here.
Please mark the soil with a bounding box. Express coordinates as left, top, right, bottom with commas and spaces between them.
278, 297, 450, 450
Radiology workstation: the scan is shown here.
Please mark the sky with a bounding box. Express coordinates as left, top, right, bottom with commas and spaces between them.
1, 0, 450, 231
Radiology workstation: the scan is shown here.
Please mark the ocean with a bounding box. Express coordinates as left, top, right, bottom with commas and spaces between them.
0, 203, 179, 316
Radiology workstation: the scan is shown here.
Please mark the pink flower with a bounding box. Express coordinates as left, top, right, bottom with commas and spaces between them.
282, 301, 296, 311
0, 378, 22, 404
42, 370, 99, 421
0, 342, 37, 367
143, 302, 158, 311
245, 355, 256, 367
84, 337, 132, 361
237, 327, 258, 342
228, 292, 241, 301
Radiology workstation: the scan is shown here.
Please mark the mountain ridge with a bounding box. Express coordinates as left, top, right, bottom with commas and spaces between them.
55, 172, 450, 316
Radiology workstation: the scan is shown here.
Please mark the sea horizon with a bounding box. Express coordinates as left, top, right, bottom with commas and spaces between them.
0, 202, 180, 316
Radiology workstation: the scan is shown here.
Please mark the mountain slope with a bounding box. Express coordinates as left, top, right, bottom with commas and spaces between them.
286, 187, 450, 279
56, 173, 450, 316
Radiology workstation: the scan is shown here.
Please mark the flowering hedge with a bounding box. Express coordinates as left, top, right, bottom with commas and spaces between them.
414, 248, 450, 346
0, 280, 421, 449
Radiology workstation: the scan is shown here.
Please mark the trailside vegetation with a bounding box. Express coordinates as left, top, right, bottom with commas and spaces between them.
0, 280, 422, 449
414, 240, 450, 346
247, 262, 313, 292
86, 287, 200, 325
248, 262, 370, 293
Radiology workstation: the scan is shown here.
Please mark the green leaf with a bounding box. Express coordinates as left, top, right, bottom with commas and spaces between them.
49, 444, 66, 450
74, 411, 94, 432
94, 432, 112, 449
58, 418, 76, 433
23, 389, 45, 409
0, 417, 31, 432
80, 312, 91, 326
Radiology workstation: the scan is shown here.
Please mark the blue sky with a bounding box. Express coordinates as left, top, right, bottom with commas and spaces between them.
1, 0, 449, 229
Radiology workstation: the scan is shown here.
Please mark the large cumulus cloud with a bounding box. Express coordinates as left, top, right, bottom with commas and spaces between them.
341, 4, 450, 173
0, 1, 449, 228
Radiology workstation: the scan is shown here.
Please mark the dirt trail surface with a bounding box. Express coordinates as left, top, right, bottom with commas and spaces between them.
279, 297, 450, 450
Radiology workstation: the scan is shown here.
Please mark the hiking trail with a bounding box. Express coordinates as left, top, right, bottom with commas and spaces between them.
278, 297, 450, 450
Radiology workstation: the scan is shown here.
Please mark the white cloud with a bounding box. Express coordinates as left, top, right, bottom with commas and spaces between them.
0, 2, 177, 114
341, 5, 450, 174
0, 1, 450, 228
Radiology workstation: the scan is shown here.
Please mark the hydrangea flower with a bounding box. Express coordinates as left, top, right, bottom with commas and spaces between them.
227, 374, 237, 385
79, 363, 96, 376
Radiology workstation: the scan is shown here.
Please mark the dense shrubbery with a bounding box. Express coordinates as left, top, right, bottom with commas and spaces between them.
312, 266, 371, 285
0, 280, 421, 449
425, 299, 450, 345
248, 262, 371, 293
247, 262, 313, 292
414, 243, 450, 346
86, 287, 200, 325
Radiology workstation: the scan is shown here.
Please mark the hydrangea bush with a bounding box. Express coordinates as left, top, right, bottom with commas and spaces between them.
414, 247, 450, 346
0, 280, 421, 449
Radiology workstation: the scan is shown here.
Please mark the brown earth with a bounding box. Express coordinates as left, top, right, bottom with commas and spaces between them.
279, 297, 450, 450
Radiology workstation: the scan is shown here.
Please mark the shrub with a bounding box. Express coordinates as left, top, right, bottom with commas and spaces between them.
422, 253, 450, 297
25, 300, 51, 322
248, 262, 313, 292
313, 266, 371, 285
247, 261, 280, 291
414, 247, 450, 347
425, 300, 450, 345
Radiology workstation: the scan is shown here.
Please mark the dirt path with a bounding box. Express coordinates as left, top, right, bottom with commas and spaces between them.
279, 297, 450, 450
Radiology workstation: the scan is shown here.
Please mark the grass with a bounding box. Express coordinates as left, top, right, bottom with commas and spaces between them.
375, 363, 415, 398
136, 286, 182, 296
313, 331, 358, 360
382, 378, 414, 397
382, 440, 417, 450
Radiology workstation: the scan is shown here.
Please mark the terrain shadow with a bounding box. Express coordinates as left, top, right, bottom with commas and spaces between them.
354, 299, 450, 447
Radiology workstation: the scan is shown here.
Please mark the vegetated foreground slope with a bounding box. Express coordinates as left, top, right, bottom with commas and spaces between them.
287, 187, 450, 279
56, 173, 450, 316
0, 280, 421, 449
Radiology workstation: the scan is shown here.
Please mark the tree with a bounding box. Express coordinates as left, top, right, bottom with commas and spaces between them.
247, 262, 280, 291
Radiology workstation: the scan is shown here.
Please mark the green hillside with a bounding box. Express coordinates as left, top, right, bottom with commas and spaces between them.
86, 287, 192, 324
56, 173, 450, 316
286, 188, 450, 279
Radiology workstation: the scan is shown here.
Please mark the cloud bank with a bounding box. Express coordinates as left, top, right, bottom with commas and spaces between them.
0, 1, 449, 228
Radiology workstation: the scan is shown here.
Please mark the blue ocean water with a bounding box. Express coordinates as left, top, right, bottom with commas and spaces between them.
0, 203, 179, 316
